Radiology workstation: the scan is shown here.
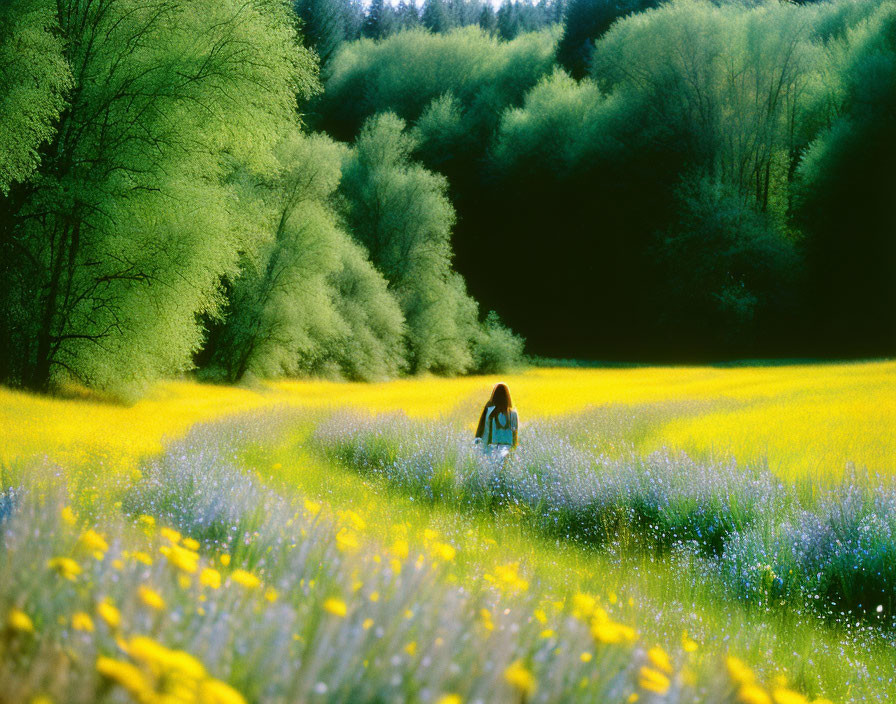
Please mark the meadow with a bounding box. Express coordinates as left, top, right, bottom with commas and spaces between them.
1, 360, 894, 704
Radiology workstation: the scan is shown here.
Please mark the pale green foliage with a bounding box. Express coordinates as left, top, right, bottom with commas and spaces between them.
492, 69, 625, 174
322, 25, 558, 137
0, 0, 318, 393
0, 0, 72, 193
593, 0, 824, 215
210, 132, 405, 381
472, 310, 526, 374
341, 113, 481, 374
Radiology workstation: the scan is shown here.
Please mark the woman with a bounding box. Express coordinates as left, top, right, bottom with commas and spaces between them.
474, 382, 518, 457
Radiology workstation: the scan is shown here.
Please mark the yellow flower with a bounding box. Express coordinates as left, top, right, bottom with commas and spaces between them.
638, 666, 671, 695
96, 656, 152, 699
60, 506, 77, 527
264, 587, 279, 603
336, 529, 360, 554
160, 527, 182, 544
739, 686, 773, 704
200, 568, 222, 589
199, 678, 248, 704
433, 542, 456, 561
303, 499, 321, 516
404, 641, 417, 656
182, 537, 200, 551
647, 646, 672, 674
7, 607, 34, 633
369, 591, 380, 602
480, 609, 495, 632
590, 619, 637, 644
72, 612, 95, 632
128, 636, 206, 679
727, 656, 756, 686
138, 586, 166, 611
539, 629, 555, 639
533, 608, 548, 624
435, 695, 462, 704
504, 660, 536, 696
97, 600, 121, 629
132, 551, 153, 566
323, 597, 347, 617
681, 630, 698, 653
138, 514, 155, 527
580, 652, 593, 663
219, 554, 231, 567
392, 538, 410, 560
772, 688, 809, 704
572, 593, 597, 620
230, 569, 261, 590
79, 528, 109, 555
363, 618, 374, 630
160, 544, 199, 574
47, 556, 82, 581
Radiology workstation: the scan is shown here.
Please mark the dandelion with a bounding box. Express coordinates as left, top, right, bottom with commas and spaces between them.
265, 587, 279, 602
72, 612, 95, 632
362, 618, 374, 630
79, 528, 108, 558
219, 554, 231, 567
97, 600, 121, 629
138, 586, 166, 611
638, 666, 671, 695
404, 641, 417, 656
681, 631, 698, 653
336, 529, 360, 554
647, 646, 672, 674
369, 591, 380, 602
182, 537, 200, 551
572, 593, 597, 620
96, 657, 152, 700
160, 527, 182, 544
432, 542, 457, 561
580, 652, 593, 663
132, 551, 153, 566
392, 538, 410, 559
231, 569, 261, 589
138, 514, 155, 527
435, 695, 462, 704
7, 607, 34, 633
504, 660, 536, 697
739, 686, 773, 704
323, 598, 347, 617
200, 567, 222, 589
727, 656, 756, 686
60, 506, 77, 526
199, 678, 248, 704
772, 688, 809, 704
128, 636, 206, 679
160, 544, 199, 574
303, 499, 321, 516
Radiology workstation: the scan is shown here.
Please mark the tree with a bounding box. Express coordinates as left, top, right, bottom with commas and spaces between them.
478, 4, 498, 33
364, 0, 397, 39
422, 0, 453, 32
0, 0, 71, 194
796, 3, 896, 352
294, 0, 347, 69
207, 132, 405, 381
556, 0, 659, 79
340, 113, 480, 373
0, 0, 318, 393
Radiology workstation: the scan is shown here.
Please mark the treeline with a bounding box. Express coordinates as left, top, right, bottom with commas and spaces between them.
310, 0, 896, 358
0, 0, 522, 395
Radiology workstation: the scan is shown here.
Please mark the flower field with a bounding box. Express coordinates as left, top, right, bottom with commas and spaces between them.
1, 361, 894, 703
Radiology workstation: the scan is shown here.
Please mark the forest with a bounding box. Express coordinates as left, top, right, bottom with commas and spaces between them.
1, 0, 894, 394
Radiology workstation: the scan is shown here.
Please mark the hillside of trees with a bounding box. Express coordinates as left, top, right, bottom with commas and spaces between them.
1, 0, 893, 394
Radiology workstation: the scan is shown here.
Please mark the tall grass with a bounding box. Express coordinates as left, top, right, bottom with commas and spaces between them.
311, 409, 896, 623
1, 415, 782, 704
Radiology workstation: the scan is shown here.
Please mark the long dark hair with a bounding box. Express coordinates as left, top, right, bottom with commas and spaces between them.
475, 382, 513, 438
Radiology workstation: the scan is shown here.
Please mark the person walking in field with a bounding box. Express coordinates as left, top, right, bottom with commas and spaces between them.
474, 382, 518, 459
